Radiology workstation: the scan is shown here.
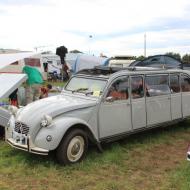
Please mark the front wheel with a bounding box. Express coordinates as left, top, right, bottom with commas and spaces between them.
56, 129, 88, 165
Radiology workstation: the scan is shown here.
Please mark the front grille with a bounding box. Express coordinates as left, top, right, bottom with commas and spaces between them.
14, 121, 29, 135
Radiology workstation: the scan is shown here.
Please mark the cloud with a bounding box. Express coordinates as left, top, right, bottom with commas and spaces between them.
0, 0, 190, 56
0, 0, 50, 6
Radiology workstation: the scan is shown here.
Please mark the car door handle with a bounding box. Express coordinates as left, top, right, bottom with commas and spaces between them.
126, 103, 131, 106
168, 97, 171, 100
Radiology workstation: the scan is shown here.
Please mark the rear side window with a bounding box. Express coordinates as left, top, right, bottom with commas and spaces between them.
181, 74, 190, 92
170, 74, 180, 93
145, 75, 170, 96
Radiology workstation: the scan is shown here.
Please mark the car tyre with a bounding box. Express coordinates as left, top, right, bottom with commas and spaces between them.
56, 129, 88, 165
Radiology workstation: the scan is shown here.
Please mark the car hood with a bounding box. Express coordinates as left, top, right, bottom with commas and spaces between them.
16, 94, 97, 124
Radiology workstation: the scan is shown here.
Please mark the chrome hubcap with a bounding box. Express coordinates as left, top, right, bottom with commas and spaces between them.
67, 136, 85, 162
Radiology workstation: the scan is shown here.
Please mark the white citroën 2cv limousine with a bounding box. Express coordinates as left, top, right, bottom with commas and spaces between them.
6, 66, 190, 165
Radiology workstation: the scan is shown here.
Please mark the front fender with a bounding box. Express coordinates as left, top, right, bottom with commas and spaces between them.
34, 117, 97, 151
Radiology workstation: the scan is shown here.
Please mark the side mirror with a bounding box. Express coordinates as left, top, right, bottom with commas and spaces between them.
105, 96, 114, 102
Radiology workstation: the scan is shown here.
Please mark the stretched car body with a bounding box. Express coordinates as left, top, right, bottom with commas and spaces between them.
5, 67, 190, 164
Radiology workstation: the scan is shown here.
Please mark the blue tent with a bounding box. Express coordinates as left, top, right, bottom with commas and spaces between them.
66, 53, 109, 73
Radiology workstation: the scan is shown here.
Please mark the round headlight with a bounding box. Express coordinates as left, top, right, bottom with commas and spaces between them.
40, 115, 52, 127
8, 105, 18, 116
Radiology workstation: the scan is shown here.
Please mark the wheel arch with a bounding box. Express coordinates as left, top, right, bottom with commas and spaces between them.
62, 123, 98, 145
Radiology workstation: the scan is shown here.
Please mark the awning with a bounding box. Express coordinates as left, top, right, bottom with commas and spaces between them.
0, 73, 27, 99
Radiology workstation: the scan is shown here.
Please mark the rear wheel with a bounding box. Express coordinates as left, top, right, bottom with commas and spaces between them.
56, 129, 88, 165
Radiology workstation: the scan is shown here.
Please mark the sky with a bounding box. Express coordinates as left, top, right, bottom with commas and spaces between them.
0, 0, 190, 57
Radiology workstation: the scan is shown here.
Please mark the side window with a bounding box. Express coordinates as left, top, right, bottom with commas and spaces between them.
170, 74, 180, 93
145, 75, 170, 97
181, 74, 190, 92
164, 56, 181, 66
107, 77, 129, 101
131, 76, 144, 99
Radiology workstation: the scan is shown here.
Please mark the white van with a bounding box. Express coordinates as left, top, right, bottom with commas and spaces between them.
109, 55, 136, 68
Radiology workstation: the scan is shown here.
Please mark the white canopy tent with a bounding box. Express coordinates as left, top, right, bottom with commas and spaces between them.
0, 52, 37, 99
0, 73, 27, 99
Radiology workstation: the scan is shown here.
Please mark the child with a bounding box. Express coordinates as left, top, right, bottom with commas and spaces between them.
9, 89, 18, 107
40, 84, 52, 99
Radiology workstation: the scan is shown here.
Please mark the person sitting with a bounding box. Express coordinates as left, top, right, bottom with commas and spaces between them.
131, 78, 144, 99
108, 85, 128, 100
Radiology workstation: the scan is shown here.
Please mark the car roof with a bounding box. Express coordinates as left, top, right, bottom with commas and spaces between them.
130, 54, 182, 67
75, 66, 190, 79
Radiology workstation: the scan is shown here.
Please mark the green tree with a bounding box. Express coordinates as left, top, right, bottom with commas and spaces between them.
136, 55, 145, 61
182, 54, 190, 64
165, 52, 181, 61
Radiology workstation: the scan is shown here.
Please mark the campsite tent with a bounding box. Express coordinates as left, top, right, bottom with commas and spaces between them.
70, 54, 109, 73
65, 53, 82, 71
41, 53, 109, 74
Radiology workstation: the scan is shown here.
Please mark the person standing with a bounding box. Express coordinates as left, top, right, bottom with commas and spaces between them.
22, 65, 43, 104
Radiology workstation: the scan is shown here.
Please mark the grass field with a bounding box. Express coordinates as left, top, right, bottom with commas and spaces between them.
45, 80, 67, 88
1, 122, 190, 190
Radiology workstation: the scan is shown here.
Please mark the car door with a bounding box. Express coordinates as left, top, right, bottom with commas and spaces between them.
130, 75, 146, 129
181, 74, 190, 117
99, 76, 132, 138
170, 74, 182, 120
145, 74, 171, 126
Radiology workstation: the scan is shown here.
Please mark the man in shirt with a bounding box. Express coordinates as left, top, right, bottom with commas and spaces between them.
22, 65, 43, 104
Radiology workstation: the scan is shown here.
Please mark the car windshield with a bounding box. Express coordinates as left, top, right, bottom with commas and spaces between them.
64, 76, 107, 97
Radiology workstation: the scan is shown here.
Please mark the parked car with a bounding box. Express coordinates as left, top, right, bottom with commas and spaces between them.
6, 66, 190, 165
129, 55, 190, 69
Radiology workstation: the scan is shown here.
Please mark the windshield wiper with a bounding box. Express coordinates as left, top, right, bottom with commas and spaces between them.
72, 88, 89, 93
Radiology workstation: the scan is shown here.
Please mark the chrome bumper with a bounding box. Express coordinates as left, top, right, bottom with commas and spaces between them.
7, 137, 49, 155
6, 116, 49, 155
